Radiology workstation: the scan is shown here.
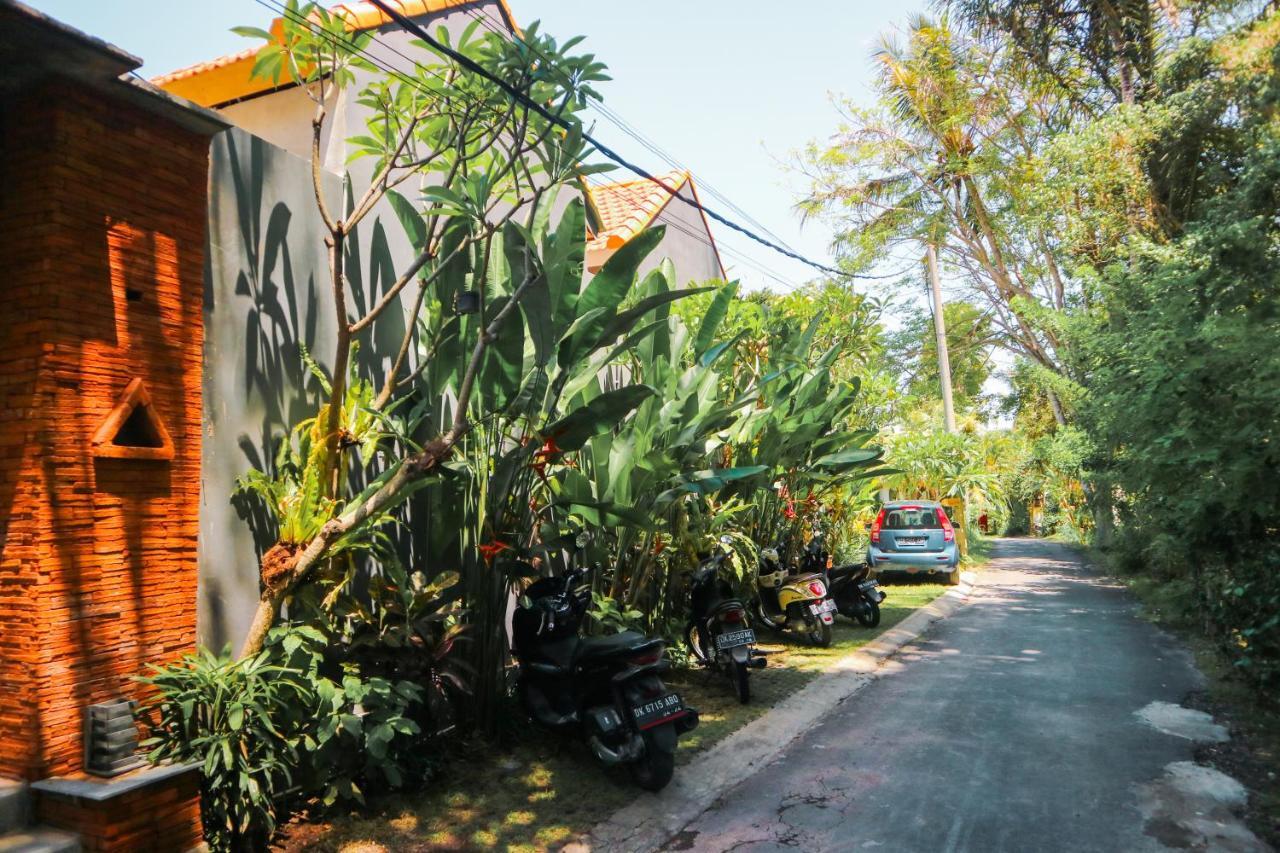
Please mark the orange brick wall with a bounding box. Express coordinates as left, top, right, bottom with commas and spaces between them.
0, 81, 207, 781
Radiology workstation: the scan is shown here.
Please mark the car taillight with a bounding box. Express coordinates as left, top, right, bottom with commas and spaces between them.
809, 581, 826, 597
721, 608, 744, 623
870, 508, 885, 544
937, 508, 955, 542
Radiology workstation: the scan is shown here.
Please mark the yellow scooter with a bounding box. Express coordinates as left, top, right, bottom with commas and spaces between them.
753, 545, 835, 646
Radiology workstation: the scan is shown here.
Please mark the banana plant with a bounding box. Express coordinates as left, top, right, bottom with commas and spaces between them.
391, 202, 714, 729
717, 315, 891, 560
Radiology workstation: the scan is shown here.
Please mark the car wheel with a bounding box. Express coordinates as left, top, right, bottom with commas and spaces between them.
946, 567, 962, 586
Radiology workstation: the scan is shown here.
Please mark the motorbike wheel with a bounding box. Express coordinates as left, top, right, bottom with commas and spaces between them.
686, 624, 711, 666
754, 600, 782, 633
733, 660, 751, 704
855, 597, 882, 628
629, 724, 677, 791
806, 614, 833, 647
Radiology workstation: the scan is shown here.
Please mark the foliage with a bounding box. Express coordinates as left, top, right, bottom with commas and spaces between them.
588, 593, 646, 635
138, 647, 306, 850
886, 300, 997, 415
878, 411, 1013, 525
140, 571, 468, 851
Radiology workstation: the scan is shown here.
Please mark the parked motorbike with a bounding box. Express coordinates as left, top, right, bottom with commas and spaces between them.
827, 563, 886, 627
801, 534, 887, 628
684, 539, 766, 703
512, 564, 699, 791
753, 544, 835, 647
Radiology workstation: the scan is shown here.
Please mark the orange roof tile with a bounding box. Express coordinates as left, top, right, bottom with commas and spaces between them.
152, 0, 520, 108
583, 170, 725, 278
584, 169, 690, 253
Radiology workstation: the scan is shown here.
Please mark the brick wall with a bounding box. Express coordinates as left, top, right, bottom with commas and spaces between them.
0, 80, 206, 792
35, 772, 203, 852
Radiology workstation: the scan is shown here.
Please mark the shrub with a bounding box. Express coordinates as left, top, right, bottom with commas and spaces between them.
138, 647, 306, 850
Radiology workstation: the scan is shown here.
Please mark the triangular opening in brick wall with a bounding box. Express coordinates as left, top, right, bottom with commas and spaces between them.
91, 378, 174, 461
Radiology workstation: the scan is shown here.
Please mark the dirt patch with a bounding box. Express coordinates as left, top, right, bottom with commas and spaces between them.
1185, 689, 1280, 849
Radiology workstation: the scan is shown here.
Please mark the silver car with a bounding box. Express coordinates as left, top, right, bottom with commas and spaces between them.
867, 500, 961, 585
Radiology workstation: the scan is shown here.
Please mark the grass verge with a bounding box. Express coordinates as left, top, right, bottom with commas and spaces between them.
275, 581, 948, 852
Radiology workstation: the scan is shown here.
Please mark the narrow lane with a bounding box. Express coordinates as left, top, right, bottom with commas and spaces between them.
666, 539, 1224, 853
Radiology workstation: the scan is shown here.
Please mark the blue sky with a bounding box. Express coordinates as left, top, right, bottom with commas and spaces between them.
28, 0, 928, 295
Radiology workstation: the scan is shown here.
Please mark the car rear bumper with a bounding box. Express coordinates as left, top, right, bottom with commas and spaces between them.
867, 545, 958, 571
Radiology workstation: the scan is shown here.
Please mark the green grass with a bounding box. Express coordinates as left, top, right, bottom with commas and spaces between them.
277, 581, 948, 852
962, 534, 995, 570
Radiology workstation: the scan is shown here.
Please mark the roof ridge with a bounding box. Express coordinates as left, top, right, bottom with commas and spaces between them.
151, 0, 520, 106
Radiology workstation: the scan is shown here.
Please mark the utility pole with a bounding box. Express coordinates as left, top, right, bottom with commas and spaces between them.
926, 244, 956, 433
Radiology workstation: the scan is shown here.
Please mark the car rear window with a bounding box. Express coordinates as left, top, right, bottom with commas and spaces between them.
883, 507, 941, 530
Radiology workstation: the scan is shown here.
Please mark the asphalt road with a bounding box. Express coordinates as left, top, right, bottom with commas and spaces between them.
664, 538, 1232, 853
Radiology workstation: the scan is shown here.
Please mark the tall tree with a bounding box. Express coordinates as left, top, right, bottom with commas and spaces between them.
799, 16, 1079, 422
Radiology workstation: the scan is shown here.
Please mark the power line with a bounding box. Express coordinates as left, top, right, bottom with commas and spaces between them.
255, 0, 908, 286
449, 6, 918, 284
253, 0, 809, 292
453, 5, 800, 255
364, 0, 876, 282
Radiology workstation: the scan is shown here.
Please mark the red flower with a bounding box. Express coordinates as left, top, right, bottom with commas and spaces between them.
532, 437, 565, 479
478, 539, 512, 565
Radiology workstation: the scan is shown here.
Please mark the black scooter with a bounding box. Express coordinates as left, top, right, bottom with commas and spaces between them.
511, 564, 699, 791
684, 541, 766, 703
802, 535, 886, 628
827, 562, 886, 627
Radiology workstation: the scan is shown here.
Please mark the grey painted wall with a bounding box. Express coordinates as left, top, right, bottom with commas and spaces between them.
648, 184, 725, 286
201, 126, 421, 649
197, 6, 725, 647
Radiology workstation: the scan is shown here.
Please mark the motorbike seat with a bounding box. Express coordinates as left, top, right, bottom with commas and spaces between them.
710, 598, 746, 617
577, 630, 650, 661
535, 635, 581, 670
829, 563, 869, 582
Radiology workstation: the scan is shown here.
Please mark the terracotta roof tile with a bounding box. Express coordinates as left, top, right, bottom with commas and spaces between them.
584, 169, 689, 253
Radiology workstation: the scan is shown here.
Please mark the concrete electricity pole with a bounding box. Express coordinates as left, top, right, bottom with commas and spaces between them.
926, 244, 956, 433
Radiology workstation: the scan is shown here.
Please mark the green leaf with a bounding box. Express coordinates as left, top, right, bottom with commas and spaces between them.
575, 226, 666, 324
476, 296, 525, 412
593, 285, 715, 352
694, 282, 738, 356
386, 188, 426, 253
545, 385, 656, 451
231, 26, 275, 40
813, 448, 883, 468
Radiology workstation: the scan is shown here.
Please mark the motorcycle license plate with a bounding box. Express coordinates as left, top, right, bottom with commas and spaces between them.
858, 580, 879, 592
714, 628, 756, 650
810, 599, 837, 616
631, 692, 686, 730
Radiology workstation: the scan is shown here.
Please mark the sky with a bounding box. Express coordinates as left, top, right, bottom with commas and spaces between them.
26, 0, 930, 297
